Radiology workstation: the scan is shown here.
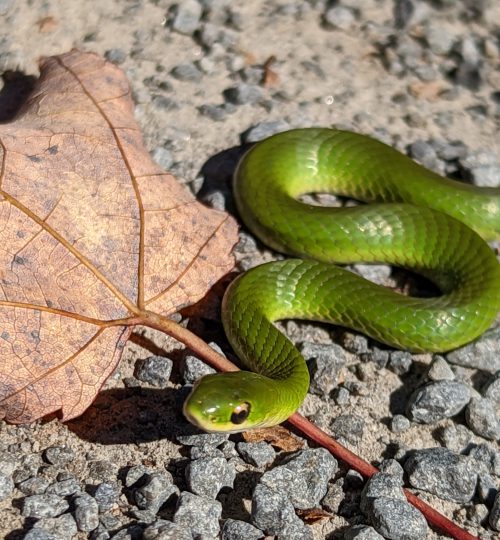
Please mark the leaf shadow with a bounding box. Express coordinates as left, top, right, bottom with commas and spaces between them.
0, 71, 36, 123
66, 386, 188, 444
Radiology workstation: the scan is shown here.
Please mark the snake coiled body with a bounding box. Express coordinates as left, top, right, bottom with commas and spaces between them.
184, 128, 500, 432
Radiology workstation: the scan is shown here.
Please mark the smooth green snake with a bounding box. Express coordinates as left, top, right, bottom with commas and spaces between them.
184, 128, 500, 432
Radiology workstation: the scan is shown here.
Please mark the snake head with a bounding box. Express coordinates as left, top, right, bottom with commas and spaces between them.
183, 371, 285, 433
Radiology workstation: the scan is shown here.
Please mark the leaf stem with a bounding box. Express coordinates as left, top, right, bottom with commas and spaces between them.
140, 311, 479, 540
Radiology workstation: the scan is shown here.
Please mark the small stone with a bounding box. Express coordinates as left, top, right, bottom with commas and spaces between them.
427, 356, 455, 381
0, 471, 14, 501
260, 448, 337, 509
35, 514, 78, 540
334, 386, 351, 405
393, 0, 414, 29
467, 443, 500, 476
176, 429, 228, 448
407, 381, 470, 423
221, 518, 263, 540
17, 476, 49, 496
378, 460, 404, 480
324, 6, 356, 30
448, 329, 500, 372
186, 456, 236, 498
123, 464, 149, 488
223, 84, 262, 105
368, 497, 428, 540
360, 473, 405, 514
93, 482, 119, 512
490, 491, 500, 531
74, 493, 99, 532
440, 424, 473, 452
454, 62, 482, 91
171, 63, 203, 82
330, 414, 365, 444
174, 491, 222, 538
198, 104, 228, 122
390, 415, 410, 433
424, 22, 457, 55
43, 446, 75, 467
237, 441, 275, 468
408, 140, 439, 171
143, 519, 192, 540
345, 525, 385, 539
321, 478, 344, 514
484, 374, 500, 406
388, 351, 413, 375
251, 484, 312, 539
22, 493, 69, 518
104, 48, 127, 65
301, 342, 347, 396
182, 351, 217, 384
151, 147, 173, 170
468, 165, 500, 188
465, 397, 500, 440
21, 530, 57, 540
342, 332, 369, 354
87, 460, 118, 482
171, 0, 202, 35
134, 472, 178, 513
134, 356, 172, 387
405, 447, 477, 503
477, 473, 497, 506
242, 120, 290, 143
46, 477, 80, 497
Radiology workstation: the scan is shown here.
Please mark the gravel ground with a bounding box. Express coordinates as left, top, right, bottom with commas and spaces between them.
1, 0, 499, 539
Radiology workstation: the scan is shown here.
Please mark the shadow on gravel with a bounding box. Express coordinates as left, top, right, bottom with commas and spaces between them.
67, 386, 185, 444
0, 71, 36, 123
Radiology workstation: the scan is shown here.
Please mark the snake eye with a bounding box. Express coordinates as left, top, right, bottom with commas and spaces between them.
230, 402, 251, 424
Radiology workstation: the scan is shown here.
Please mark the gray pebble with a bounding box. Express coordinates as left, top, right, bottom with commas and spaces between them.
44, 446, 75, 467
467, 443, 500, 476
104, 48, 127, 65
490, 491, 500, 531
21, 530, 57, 540
301, 342, 347, 396
174, 491, 222, 538
330, 414, 365, 444
408, 140, 439, 171
143, 519, 193, 540
390, 414, 411, 433
134, 356, 173, 387
0, 470, 14, 501
393, 0, 414, 29
427, 356, 455, 381
407, 380, 470, 423
182, 350, 218, 384
388, 351, 413, 375
74, 493, 99, 532
176, 430, 228, 448
87, 460, 118, 482
171, 63, 203, 82
171, 0, 202, 35
334, 386, 351, 405
321, 478, 344, 514
360, 473, 405, 514
251, 484, 312, 539
484, 374, 500, 405
221, 518, 263, 540
465, 397, 500, 440
477, 473, 497, 506
342, 332, 369, 354
34, 514, 78, 540
93, 482, 119, 512
46, 477, 80, 497
440, 424, 473, 452
223, 84, 262, 105
151, 147, 173, 170
368, 497, 428, 540
242, 120, 290, 143
236, 441, 275, 468
345, 525, 385, 539
17, 476, 49, 496
123, 464, 149, 488
186, 456, 235, 498
424, 22, 456, 55
378, 460, 404, 480
324, 6, 356, 30
188, 445, 224, 460
134, 472, 178, 513
22, 493, 69, 518
198, 104, 229, 122
405, 447, 477, 503
260, 448, 337, 509
468, 165, 500, 188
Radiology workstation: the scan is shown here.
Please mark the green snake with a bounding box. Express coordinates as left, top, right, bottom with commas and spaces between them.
184, 128, 500, 432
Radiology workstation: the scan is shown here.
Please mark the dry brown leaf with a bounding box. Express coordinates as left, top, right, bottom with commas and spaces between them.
296, 507, 332, 524
0, 50, 238, 423
242, 425, 305, 452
